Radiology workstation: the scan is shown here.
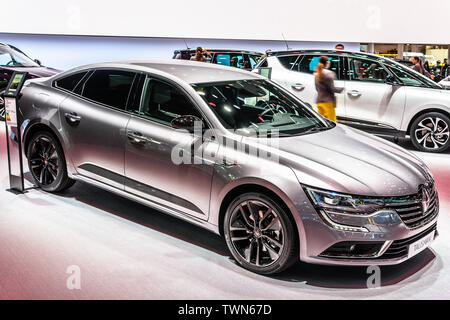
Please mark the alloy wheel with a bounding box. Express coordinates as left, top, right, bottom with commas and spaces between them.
414, 116, 450, 150
29, 136, 60, 186
228, 200, 285, 267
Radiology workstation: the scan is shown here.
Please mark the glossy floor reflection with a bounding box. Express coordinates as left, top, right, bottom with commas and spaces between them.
0, 126, 449, 299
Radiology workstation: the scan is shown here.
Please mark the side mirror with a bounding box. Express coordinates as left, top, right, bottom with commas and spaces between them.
386, 75, 400, 86
171, 115, 203, 133
34, 59, 42, 66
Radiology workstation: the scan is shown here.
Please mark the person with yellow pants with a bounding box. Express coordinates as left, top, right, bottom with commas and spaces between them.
315, 56, 343, 122
316, 101, 337, 122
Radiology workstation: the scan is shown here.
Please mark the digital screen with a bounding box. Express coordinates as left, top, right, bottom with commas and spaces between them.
8, 73, 25, 92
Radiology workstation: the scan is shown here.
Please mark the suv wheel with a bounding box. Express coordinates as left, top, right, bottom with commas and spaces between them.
410, 112, 450, 153
224, 192, 298, 275
27, 131, 75, 192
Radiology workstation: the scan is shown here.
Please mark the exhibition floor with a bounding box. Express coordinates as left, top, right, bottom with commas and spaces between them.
0, 125, 449, 299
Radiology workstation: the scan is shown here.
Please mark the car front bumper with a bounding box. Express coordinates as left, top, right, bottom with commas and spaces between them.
296, 197, 439, 266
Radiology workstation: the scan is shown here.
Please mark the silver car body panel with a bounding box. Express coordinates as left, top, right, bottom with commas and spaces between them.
19, 59, 438, 266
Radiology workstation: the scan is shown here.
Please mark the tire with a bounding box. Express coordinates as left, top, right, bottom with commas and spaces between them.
410, 112, 450, 153
224, 192, 298, 275
27, 131, 75, 192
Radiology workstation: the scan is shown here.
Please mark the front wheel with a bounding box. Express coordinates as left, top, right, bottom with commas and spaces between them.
224, 193, 298, 275
410, 112, 450, 153
27, 131, 75, 192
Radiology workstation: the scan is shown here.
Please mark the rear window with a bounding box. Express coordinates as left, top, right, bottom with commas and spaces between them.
81, 70, 136, 110
213, 53, 246, 69
55, 72, 87, 92
298, 55, 340, 76
277, 55, 300, 70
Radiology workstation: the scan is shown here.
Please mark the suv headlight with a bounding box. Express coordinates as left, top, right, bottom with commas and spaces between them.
304, 186, 384, 215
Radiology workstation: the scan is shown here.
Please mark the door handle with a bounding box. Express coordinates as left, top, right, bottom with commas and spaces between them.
64, 112, 82, 125
127, 131, 161, 145
127, 131, 148, 145
291, 83, 305, 91
347, 90, 362, 97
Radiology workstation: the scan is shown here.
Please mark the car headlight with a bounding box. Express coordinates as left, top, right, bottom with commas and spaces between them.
304, 186, 384, 215
303, 186, 389, 232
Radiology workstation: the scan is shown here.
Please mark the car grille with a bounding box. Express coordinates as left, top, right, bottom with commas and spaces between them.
377, 223, 437, 259
384, 186, 439, 229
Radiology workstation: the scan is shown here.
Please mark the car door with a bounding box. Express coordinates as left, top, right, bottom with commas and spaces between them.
124, 76, 219, 220
58, 69, 138, 190
343, 56, 406, 132
290, 54, 345, 117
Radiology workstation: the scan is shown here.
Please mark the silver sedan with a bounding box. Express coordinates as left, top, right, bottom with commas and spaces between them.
19, 60, 439, 274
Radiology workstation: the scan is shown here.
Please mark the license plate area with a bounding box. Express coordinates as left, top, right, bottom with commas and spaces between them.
408, 230, 435, 258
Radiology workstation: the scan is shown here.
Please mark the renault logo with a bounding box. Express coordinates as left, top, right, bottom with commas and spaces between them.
421, 186, 432, 214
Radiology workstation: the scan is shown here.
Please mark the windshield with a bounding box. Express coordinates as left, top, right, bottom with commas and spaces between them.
192, 79, 332, 135
0, 45, 39, 67
383, 58, 441, 89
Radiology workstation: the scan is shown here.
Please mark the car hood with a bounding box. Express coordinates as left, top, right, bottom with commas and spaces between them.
273, 125, 430, 197
2, 66, 61, 78
439, 80, 450, 88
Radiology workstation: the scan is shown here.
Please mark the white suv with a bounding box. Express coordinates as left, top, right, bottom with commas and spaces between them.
254, 50, 450, 153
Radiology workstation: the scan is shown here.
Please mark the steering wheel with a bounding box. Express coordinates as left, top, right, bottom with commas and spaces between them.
257, 100, 288, 122
6, 61, 15, 66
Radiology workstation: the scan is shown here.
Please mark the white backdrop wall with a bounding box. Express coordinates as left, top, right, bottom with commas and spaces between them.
1, 0, 449, 44
0, 33, 359, 71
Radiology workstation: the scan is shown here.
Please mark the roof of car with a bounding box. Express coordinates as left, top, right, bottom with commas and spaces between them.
76, 59, 262, 84
267, 49, 383, 60
176, 48, 263, 55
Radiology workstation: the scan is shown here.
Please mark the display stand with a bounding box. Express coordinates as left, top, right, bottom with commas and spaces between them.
3, 71, 28, 194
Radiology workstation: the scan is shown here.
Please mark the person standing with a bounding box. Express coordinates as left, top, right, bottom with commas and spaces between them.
412, 56, 434, 80
441, 58, 449, 77
315, 56, 343, 122
191, 47, 212, 62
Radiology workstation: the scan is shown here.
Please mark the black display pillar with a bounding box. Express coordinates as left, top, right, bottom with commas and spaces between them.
3, 71, 28, 194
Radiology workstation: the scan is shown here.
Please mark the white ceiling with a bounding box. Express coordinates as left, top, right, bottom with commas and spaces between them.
2, 0, 449, 44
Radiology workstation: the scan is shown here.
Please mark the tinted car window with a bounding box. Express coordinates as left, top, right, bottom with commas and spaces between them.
0, 45, 39, 67
55, 72, 88, 92
349, 58, 388, 83
248, 55, 261, 69
277, 55, 300, 70
82, 70, 135, 110
213, 53, 246, 69
299, 55, 340, 76
139, 78, 202, 125
258, 58, 268, 68
385, 65, 424, 87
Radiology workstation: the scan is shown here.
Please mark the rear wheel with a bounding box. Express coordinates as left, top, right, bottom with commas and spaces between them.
410, 112, 450, 153
27, 131, 75, 192
224, 192, 298, 275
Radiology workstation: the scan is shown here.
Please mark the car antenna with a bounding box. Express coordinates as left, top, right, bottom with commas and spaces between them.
281, 33, 291, 51
183, 39, 190, 50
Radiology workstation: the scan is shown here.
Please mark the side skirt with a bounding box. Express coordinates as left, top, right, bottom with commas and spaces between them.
71, 174, 220, 235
